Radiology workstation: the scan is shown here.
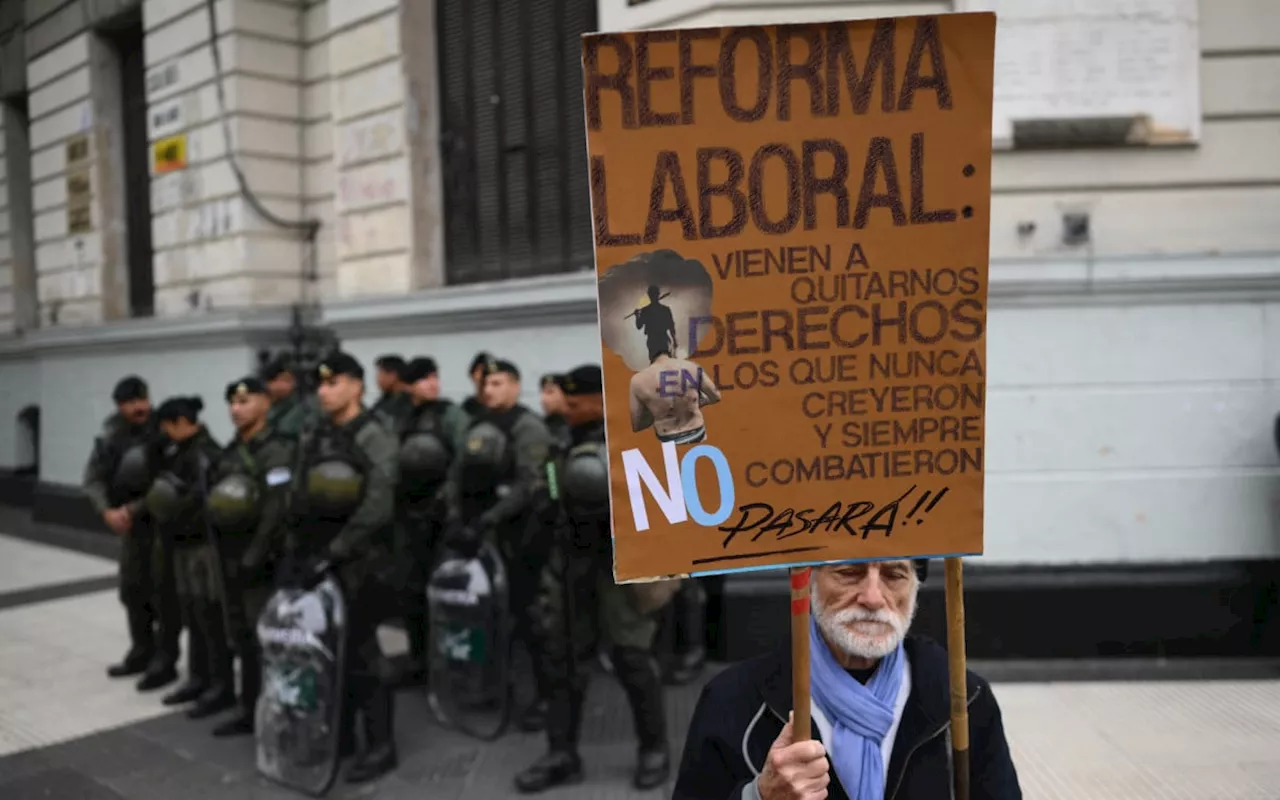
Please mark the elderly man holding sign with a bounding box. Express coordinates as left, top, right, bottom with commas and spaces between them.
671, 559, 1020, 799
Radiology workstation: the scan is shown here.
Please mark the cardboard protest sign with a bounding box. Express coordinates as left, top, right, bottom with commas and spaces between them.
583, 13, 996, 582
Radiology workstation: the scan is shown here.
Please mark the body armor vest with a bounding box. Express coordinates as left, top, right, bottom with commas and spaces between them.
399, 403, 453, 492
560, 440, 610, 522
302, 420, 370, 522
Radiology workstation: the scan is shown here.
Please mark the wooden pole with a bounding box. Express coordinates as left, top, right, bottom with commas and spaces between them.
789, 567, 812, 739
944, 557, 970, 800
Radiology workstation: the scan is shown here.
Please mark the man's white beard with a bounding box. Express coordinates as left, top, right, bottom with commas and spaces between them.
812, 589, 917, 661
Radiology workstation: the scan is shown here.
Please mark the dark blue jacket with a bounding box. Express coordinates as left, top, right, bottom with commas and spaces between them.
673, 635, 1022, 800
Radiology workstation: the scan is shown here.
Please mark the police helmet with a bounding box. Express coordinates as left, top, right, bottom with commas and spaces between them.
460, 421, 508, 476
113, 444, 153, 497
144, 472, 187, 523
206, 472, 260, 530
399, 432, 451, 485
305, 459, 365, 520
560, 442, 611, 519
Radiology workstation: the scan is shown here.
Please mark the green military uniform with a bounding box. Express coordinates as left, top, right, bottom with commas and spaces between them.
461, 395, 485, 420
287, 351, 400, 780
145, 419, 234, 716
534, 419, 668, 739
206, 387, 296, 735
267, 390, 315, 438
83, 410, 181, 680
442, 405, 553, 549
395, 396, 469, 676
517, 366, 670, 793
371, 390, 414, 433
544, 413, 571, 451
442, 359, 556, 731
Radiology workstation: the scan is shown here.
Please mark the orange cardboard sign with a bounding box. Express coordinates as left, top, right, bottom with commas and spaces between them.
583, 13, 996, 582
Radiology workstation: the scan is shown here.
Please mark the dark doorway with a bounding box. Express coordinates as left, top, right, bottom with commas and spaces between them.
1, 93, 38, 332
16, 405, 39, 476
437, 0, 598, 285
100, 10, 155, 317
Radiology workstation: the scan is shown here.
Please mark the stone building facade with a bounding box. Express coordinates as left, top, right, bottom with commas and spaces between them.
0, 0, 1277, 660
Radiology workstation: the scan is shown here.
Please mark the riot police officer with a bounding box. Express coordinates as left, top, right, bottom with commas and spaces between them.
144, 397, 235, 719
285, 351, 400, 783
371, 355, 414, 431
394, 356, 469, 686
84, 376, 181, 691
206, 378, 297, 737
515, 365, 671, 793
261, 356, 312, 437
461, 351, 492, 419
540, 374, 570, 450
442, 357, 556, 731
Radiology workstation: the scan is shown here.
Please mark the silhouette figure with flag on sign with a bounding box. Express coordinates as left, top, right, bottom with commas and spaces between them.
629, 286, 677, 361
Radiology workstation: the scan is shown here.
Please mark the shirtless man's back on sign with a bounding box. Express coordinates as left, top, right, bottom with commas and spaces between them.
629, 352, 721, 445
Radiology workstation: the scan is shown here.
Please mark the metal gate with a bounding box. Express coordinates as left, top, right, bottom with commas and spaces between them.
437, 0, 598, 285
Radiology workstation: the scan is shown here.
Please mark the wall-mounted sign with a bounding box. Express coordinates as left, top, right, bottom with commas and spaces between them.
150, 101, 183, 137
65, 134, 89, 164
146, 61, 180, 95
152, 134, 188, 174
67, 169, 92, 233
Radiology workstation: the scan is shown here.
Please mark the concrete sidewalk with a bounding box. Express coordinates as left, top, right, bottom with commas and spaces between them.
3, 532, 1280, 799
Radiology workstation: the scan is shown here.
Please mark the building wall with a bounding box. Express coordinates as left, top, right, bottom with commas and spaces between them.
144, 0, 310, 316
0, 0, 1277, 570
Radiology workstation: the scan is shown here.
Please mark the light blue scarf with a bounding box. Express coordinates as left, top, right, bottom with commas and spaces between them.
809, 617, 906, 800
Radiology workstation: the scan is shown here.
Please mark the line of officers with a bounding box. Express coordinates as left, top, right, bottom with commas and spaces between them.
83, 349, 706, 791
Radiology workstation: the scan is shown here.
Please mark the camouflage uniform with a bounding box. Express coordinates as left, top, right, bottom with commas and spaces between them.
207, 424, 296, 729
82, 413, 181, 674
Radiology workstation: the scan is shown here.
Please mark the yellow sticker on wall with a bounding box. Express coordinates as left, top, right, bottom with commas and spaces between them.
152, 134, 188, 174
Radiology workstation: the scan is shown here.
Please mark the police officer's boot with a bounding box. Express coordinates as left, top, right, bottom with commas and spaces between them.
138, 597, 180, 691
189, 601, 237, 719
108, 605, 155, 678
346, 687, 398, 783
516, 683, 586, 793
612, 646, 671, 791
213, 638, 259, 737
399, 611, 429, 688
162, 604, 207, 702
514, 750, 583, 794
138, 625, 180, 694
666, 581, 707, 685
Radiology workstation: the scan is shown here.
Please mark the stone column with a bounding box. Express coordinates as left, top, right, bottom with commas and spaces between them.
327, 0, 444, 300
144, 0, 311, 317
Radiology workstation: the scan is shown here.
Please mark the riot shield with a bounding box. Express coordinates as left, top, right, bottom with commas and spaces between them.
255, 574, 347, 797
426, 539, 511, 741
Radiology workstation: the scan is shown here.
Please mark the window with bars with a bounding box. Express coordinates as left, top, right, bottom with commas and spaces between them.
437, 0, 598, 285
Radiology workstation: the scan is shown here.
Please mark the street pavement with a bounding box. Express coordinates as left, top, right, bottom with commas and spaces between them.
2, 530, 1279, 799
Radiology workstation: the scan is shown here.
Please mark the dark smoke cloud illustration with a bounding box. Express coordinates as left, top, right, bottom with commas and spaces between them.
597, 250, 715, 373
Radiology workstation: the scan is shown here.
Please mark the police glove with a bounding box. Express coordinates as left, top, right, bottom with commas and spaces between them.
445, 523, 482, 559
300, 556, 333, 591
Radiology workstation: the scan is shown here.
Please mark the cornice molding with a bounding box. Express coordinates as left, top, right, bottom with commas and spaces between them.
1, 254, 1276, 359
0, 307, 294, 357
